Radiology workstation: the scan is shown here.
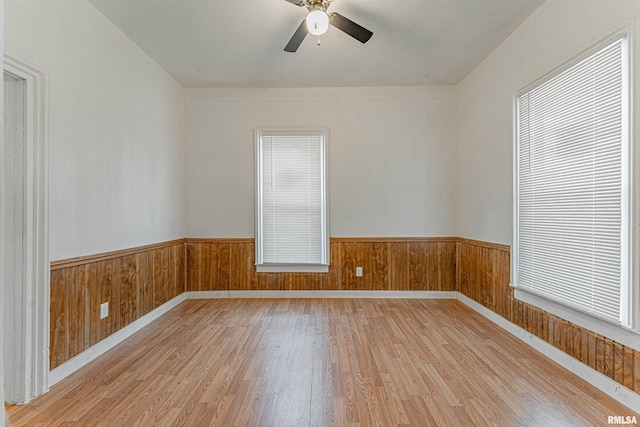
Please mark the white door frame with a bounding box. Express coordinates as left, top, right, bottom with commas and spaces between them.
3, 52, 49, 403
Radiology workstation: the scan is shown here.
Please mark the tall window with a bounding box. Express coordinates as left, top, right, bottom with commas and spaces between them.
514, 35, 631, 326
255, 130, 329, 272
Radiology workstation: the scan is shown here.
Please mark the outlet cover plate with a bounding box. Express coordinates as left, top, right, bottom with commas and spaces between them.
100, 302, 108, 319
356, 267, 363, 277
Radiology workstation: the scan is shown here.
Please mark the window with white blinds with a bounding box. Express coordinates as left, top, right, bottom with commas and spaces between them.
255, 130, 328, 272
515, 36, 630, 326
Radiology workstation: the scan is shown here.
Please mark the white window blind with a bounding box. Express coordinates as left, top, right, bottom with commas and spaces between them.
515, 36, 629, 325
256, 131, 328, 268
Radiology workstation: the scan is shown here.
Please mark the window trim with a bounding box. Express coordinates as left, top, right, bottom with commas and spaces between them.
254, 128, 330, 273
511, 25, 640, 350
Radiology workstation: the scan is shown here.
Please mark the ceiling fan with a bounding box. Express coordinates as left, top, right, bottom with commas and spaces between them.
283, 0, 373, 52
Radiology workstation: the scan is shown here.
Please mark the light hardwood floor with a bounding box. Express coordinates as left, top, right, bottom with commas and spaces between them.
6, 299, 639, 426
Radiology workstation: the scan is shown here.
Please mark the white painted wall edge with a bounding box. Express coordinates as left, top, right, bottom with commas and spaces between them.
185, 290, 458, 299
456, 292, 640, 413
48, 293, 187, 387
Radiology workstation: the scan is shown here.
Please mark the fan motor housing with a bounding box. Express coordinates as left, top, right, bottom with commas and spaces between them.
302, 0, 333, 12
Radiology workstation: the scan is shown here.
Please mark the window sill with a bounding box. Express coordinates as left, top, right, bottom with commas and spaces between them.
256, 264, 329, 273
513, 286, 640, 352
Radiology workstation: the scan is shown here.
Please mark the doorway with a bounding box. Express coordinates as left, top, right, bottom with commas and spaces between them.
4, 70, 27, 404
3, 55, 49, 404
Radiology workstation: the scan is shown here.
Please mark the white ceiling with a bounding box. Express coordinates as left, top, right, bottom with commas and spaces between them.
87, 0, 544, 88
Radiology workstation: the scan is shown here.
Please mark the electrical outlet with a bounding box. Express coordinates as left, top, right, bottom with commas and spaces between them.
100, 302, 109, 319
356, 266, 363, 277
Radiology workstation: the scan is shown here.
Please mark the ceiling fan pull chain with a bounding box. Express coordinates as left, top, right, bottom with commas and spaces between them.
317, 38, 321, 46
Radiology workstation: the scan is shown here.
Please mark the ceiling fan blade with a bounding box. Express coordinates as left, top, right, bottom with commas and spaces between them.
284, 20, 308, 52
329, 12, 373, 44
284, 0, 304, 5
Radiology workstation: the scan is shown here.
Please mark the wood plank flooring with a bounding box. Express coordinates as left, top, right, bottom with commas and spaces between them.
6, 299, 638, 426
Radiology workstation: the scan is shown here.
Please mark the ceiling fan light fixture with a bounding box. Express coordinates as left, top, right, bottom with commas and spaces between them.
306, 10, 329, 36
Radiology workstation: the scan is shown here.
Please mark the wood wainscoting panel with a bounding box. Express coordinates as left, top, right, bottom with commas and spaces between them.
50, 240, 186, 369
185, 238, 457, 292
49, 269, 66, 369
68, 265, 86, 361
119, 255, 137, 329
135, 251, 153, 318
456, 238, 640, 396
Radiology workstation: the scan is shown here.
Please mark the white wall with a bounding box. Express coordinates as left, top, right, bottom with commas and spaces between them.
186, 86, 458, 238
456, 0, 640, 245
5, 0, 186, 260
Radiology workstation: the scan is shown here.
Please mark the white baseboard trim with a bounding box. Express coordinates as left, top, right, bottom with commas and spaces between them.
456, 292, 640, 413
185, 290, 458, 299
48, 293, 187, 386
